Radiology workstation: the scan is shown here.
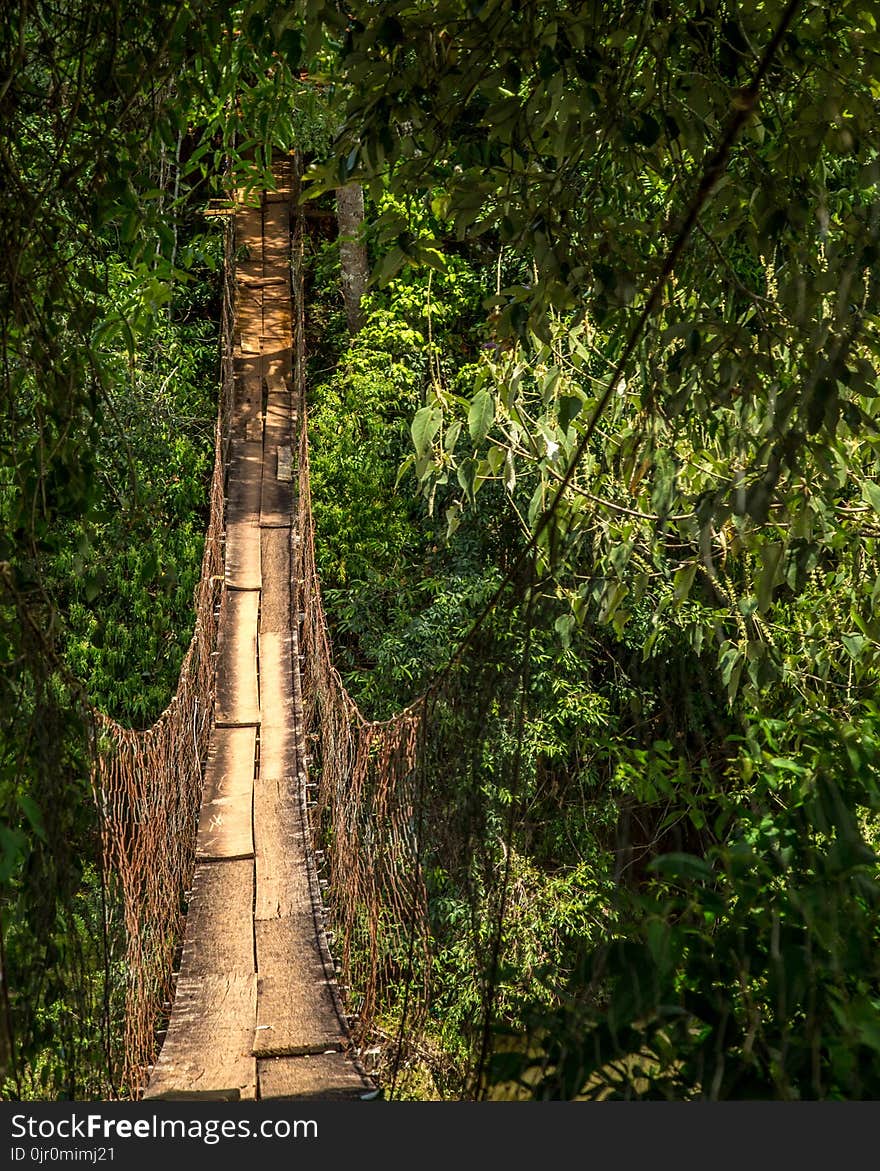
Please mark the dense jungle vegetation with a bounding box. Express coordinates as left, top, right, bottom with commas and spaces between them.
2, 0, 880, 1100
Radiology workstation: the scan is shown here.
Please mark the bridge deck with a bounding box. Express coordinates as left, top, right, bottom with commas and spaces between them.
144, 162, 371, 1102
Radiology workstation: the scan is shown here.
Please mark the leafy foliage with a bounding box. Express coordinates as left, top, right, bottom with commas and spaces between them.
303, 0, 880, 1100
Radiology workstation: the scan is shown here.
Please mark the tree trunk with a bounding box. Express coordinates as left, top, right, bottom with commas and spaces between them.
336, 183, 368, 334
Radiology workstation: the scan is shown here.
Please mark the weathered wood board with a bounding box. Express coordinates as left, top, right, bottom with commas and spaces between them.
215, 589, 260, 726
258, 631, 295, 780
144, 860, 257, 1100
253, 774, 310, 921
258, 1054, 371, 1100
259, 528, 290, 635
196, 726, 256, 862
253, 916, 346, 1058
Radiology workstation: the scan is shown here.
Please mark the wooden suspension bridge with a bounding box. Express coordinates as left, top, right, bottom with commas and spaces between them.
143, 162, 373, 1101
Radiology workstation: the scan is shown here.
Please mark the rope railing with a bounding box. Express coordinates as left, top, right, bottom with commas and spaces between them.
289, 163, 432, 1053
88, 216, 236, 1098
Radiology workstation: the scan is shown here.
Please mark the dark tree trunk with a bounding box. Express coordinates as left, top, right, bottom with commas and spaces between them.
336, 183, 368, 334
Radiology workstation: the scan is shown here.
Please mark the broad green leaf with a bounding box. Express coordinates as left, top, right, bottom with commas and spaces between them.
599, 580, 627, 624
468, 388, 495, 444
757, 543, 784, 613
673, 562, 697, 605
486, 444, 505, 474
554, 613, 576, 647
444, 419, 462, 452
411, 406, 441, 458
647, 852, 714, 883
861, 479, 880, 515
842, 633, 866, 661
457, 457, 477, 503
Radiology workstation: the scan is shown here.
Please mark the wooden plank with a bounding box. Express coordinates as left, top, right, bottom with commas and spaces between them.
260, 482, 293, 528
262, 350, 292, 381
238, 275, 286, 288
258, 631, 295, 780
269, 159, 294, 191
253, 774, 310, 921
236, 259, 263, 283
262, 310, 290, 335
236, 206, 263, 252
258, 1054, 373, 1100
236, 288, 263, 327
260, 329, 291, 347
261, 297, 290, 321
264, 374, 289, 400
263, 256, 289, 278
263, 201, 289, 233
225, 517, 260, 590
233, 374, 262, 434
234, 355, 263, 383
144, 860, 257, 1101
262, 289, 291, 312
225, 454, 261, 590
265, 384, 290, 422
234, 187, 262, 208
225, 436, 262, 591
260, 387, 293, 526
179, 859, 255, 976
263, 252, 289, 275
264, 402, 290, 453
253, 916, 347, 1058
230, 398, 260, 443
227, 438, 263, 493
196, 726, 256, 861
259, 528, 290, 635
215, 589, 260, 726
144, 974, 257, 1100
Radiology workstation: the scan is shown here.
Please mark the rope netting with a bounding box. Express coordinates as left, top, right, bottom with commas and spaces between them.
289, 188, 433, 1048
87, 220, 236, 1098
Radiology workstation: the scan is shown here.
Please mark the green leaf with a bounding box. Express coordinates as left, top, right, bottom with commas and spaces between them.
411, 406, 441, 458
554, 612, 576, 648
757, 542, 784, 613
558, 394, 582, 432
468, 388, 495, 444
457, 457, 477, 504
444, 419, 462, 452
504, 448, 516, 493
767, 757, 807, 775
0, 826, 27, 883
673, 562, 697, 605
842, 633, 866, 661
861, 480, 880, 515
718, 642, 745, 703
486, 444, 505, 474
599, 580, 627, 624
647, 852, 714, 883
19, 795, 46, 842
